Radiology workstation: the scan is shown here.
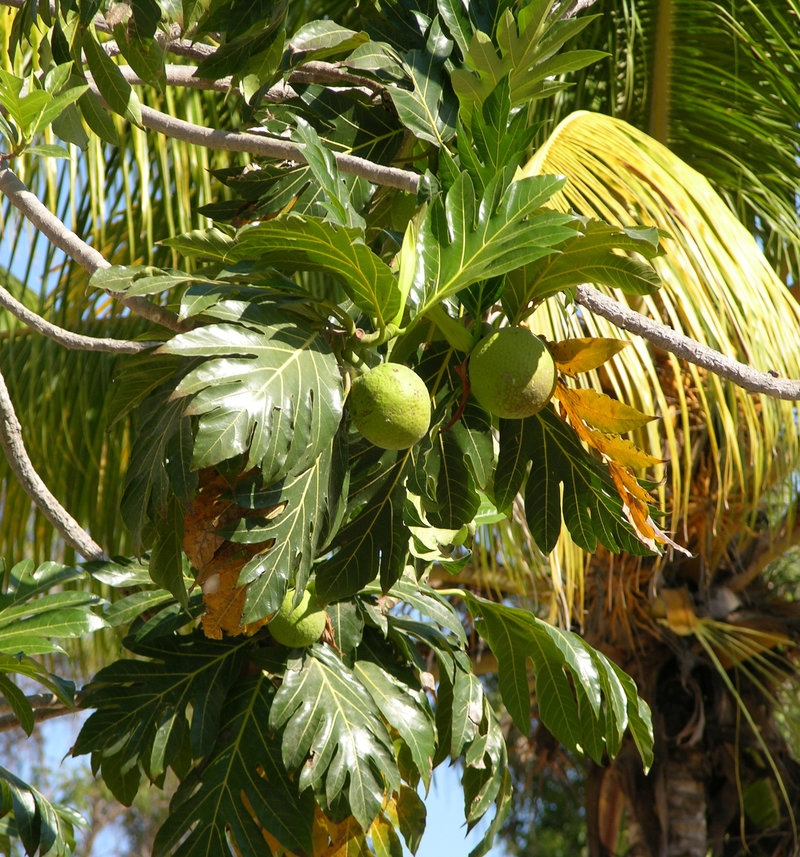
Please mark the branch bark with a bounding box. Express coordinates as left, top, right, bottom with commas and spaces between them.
85, 83, 421, 194
0, 284, 158, 353
574, 284, 800, 400
0, 166, 186, 333
0, 367, 105, 560
0, 691, 86, 733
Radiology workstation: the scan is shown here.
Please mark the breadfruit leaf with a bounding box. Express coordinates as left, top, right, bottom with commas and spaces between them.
232, 216, 400, 325
160, 312, 343, 484
152, 675, 315, 857
411, 170, 574, 319
74, 633, 251, 801
503, 219, 661, 321
226, 429, 349, 623
269, 645, 401, 832
315, 449, 409, 602
494, 406, 654, 555
461, 592, 654, 770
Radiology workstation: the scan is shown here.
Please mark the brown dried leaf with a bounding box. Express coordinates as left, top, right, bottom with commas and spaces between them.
183, 468, 272, 638
550, 336, 630, 376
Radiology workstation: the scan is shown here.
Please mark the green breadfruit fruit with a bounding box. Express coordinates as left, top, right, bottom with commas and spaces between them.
469, 327, 557, 419
348, 363, 431, 449
268, 585, 327, 648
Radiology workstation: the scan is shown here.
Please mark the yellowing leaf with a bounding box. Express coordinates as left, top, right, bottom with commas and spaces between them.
657, 588, 700, 636
555, 385, 657, 433
313, 811, 370, 857
550, 337, 630, 376
588, 430, 663, 470
369, 813, 404, 857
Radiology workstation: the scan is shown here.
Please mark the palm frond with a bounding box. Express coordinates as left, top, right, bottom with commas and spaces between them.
531, 0, 800, 279
521, 111, 800, 563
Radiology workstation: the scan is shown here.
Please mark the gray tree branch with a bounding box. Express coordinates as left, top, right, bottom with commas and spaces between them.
0, 367, 106, 560
0, 166, 186, 332
86, 82, 421, 193
0, 284, 158, 353
0, 691, 86, 733
574, 284, 800, 400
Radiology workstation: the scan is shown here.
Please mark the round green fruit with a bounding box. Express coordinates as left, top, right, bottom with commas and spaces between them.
469, 327, 557, 419
348, 363, 431, 450
268, 587, 326, 648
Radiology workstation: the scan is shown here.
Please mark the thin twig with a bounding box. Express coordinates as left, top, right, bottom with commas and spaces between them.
0, 166, 186, 332
86, 82, 421, 194
115, 64, 299, 101
574, 284, 800, 400
0, 691, 87, 733
0, 367, 106, 560
0, 284, 158, 352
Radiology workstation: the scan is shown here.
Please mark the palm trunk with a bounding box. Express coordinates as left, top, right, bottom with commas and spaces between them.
663, 751, 707, 857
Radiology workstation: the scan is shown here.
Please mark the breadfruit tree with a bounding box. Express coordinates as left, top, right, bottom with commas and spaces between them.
0, 0, 799, 855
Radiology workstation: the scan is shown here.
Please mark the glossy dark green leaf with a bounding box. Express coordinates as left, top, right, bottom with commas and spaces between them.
390, 20, 458, 146
152, 675, 314, 857
149, 496, 188, 605
327, 598, 364, 658
232, 216, 400, 325
355, 659, 436, 787
461, 592, 654, 768
288, 19, 369, 63
162, 314, 343, 483
270, 645, 400, 831
315, 452, 409, 602
292, 117, 366, 230
121, 390, 186, 545
229, 430, 349, 623
76, 633, 251, 790
494, 407, 653, 555
411, 171, 573, 318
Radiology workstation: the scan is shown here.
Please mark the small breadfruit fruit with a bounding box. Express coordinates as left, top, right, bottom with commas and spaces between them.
469, 327, 557, 419
348, 363, 431, 449
268, 586, 326, 648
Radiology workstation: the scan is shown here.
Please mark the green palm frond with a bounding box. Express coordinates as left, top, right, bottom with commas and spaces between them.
521, 110, 800, 562
531, 0, 800, 279
0, 12, 248, 561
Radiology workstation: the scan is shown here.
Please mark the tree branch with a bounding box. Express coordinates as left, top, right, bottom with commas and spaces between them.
0, 691, 86, 733
0, 166, 186, 332
0, 367, 106, 560
574, 284, 800, 400
86, 83, 421, 194
0, 284, 158, 353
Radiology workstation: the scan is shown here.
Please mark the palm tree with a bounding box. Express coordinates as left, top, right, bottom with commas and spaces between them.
1, 2, 799, 855
476, 3, 800, 854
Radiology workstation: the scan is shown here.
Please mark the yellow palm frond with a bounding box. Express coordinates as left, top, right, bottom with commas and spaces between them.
519, 111, 800, 562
